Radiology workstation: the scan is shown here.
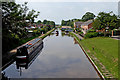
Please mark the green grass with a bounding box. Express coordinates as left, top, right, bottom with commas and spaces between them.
70, 32, 118, 78
81, 37, 118, 78
40, 28, 55, 39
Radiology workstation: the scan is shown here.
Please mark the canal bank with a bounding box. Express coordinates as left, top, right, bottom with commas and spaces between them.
69, 32, 105, 80
69, 32, 118, 79
2, 28, 55, 70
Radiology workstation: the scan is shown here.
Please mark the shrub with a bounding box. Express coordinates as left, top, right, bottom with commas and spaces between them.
106, 32, 112, 37
87, 29, 96, 33
85, 32, 99, 38
98, 32, 104, 36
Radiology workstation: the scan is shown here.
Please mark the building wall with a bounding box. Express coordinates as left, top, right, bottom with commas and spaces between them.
82, 26, 88, 34
82, 23, 93, 34
74, 22, 83, 28
74, 22, 76, 28
88, 23, 92, 29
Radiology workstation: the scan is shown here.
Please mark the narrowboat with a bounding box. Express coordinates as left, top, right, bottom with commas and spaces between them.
16, 42, 43, 69
16, 38, 43, 62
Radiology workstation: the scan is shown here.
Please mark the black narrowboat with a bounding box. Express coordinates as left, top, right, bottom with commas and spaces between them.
16, 42, 43, 69
16, 38, 43, 62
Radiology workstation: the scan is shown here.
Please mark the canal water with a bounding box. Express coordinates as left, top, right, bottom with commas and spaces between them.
3, 29, 99, 78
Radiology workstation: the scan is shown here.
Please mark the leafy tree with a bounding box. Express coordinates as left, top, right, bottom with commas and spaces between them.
82, 12, 95, 21
2, 2, 40, 36
38, 19, 55, 32
92, 11, 118, 36
43, 20, 47, 24
49, 21, 55, 28
61, 20, 74, 28
61, 20, 66, 26
92, 18, 101, 30
2, 2, 40, 53
37, 20, 41, 24
117, 19, 120, 29
26, 9, 40, 23
96, 12, 118, 30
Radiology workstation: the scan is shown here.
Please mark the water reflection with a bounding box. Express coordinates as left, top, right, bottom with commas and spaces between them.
1, 72, 10, 80
56, 33, 59, 36
2, 43, 44, 78
16, 43, 44, 70
3, 28, 99, 78
61, 31, 71, 37
56, 30, 59, 36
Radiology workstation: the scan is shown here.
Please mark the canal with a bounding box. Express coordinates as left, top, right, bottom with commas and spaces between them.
3, 29, 99, 78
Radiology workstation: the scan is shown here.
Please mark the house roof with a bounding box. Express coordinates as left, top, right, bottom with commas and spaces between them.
81, 20, 93, 26
74, 21, 84, 25
62, 26, 72, 28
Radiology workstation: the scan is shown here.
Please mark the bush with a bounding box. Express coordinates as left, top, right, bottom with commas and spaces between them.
85, 32, 99, 38
98, 32, 104, 36
106, 32, 112, 37
2, 35, 20, 54
88, 29, 96, 33
79, 32, 83, 35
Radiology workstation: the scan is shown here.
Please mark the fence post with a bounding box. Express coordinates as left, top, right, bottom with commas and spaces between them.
112, 30, 113, 37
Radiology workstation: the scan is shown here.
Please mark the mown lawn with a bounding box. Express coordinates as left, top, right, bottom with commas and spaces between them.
80, 37, 118, 78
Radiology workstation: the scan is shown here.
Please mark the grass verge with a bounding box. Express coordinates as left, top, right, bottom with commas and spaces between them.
40, 28, 55, 39
70, 32, 118, 78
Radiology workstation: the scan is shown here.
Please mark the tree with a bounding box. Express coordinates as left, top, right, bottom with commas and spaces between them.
61, 20, 74, 28
92, 18, 101, 30
61, 20, 66, 26
37, 20, 41, 23
97, 12, 118, 30
2, 2, 40, 53
36, 20, 41, 25
26, 9, 40, 23
2, 2, 40, 36
92, 11, 118, 36
49, 21, 55, 28
82, 12, 95, 21
39, 20, 55, 31
43, 20, 47, 24
117, 19, 120, 28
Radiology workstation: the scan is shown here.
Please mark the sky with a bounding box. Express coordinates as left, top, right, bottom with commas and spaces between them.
16, 0, 119, 2
16, 0, 119, 24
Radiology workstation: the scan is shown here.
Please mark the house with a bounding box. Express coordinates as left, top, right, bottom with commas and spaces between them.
81, 20, 93, 34
61, 26, 73, 32
61, 26, 71, 29
74, 21, 84, 28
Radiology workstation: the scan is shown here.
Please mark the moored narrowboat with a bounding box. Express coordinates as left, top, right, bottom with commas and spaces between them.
16, 38, 43, 62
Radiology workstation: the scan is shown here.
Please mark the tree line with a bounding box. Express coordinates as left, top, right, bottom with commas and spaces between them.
36, 20, 55, 34
61, 12, 95, 27
92, 11, 119, 31
61, 11, 120, 36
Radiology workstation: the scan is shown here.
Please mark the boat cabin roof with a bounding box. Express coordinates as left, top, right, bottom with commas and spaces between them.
25, 38, 42, 48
